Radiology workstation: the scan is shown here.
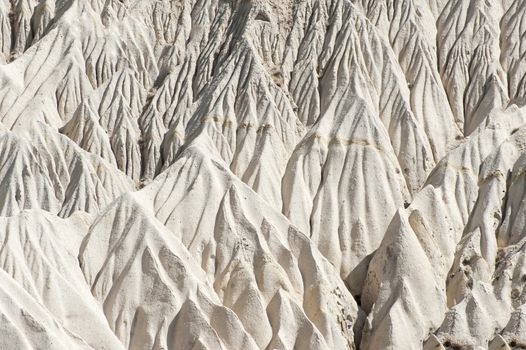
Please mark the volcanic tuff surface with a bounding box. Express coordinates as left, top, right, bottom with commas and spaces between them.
0, 0, 525, 349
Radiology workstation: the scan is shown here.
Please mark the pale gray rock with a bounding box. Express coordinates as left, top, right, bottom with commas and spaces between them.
0, 0, 525, 349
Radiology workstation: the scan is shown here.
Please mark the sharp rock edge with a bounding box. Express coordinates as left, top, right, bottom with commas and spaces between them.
0, 0, 525, 349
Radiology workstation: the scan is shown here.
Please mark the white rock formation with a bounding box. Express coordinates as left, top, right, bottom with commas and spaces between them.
0, 0, 525, 349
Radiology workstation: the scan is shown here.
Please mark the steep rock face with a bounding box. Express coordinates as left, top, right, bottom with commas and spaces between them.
0, 0, 525, 349
79, 194, 260, 350
0, 122, 131, 217
137, 138, 361, 349
0, 210, 124, 350
363, 109, 526, 349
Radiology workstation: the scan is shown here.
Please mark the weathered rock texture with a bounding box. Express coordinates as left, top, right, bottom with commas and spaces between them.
0, 0, 525, 349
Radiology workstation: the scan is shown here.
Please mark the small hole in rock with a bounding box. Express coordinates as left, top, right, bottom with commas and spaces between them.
354, 294, 361, 307
255, 11, 270, 22
272, 72, 283, 87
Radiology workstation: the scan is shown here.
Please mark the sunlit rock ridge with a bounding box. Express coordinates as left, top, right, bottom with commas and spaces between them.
0, 0, 525, 349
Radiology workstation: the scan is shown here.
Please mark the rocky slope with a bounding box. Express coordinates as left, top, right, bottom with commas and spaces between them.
0, 0, 525, 349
